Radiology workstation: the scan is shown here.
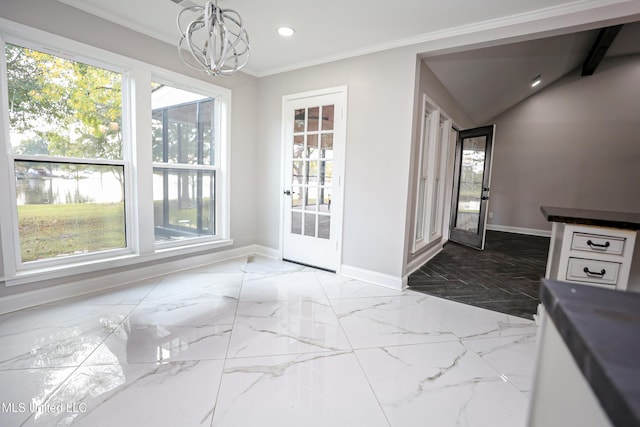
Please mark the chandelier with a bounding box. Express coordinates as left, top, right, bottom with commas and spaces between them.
177, 0, 250, 76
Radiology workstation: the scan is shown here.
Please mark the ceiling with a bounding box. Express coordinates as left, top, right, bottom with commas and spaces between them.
426, 22, 640, 124
56, 0, 640, 124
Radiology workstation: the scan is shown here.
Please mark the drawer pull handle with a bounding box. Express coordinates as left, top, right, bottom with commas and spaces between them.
583, 267, 606, 277
587, 240, 610, 250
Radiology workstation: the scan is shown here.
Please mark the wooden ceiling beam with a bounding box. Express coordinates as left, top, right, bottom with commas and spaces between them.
581, 25, 623, 76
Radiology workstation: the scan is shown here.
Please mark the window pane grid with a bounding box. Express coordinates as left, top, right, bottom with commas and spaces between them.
6, 43, 127, 264
152, 82, 218, 243
289, 104, 334, 240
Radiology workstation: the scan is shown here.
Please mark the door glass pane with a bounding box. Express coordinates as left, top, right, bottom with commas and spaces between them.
306, 187, 318, 211
292, 161, 304, 185
307, 134, 318, 159
294, 109, 305, 132
292, 187, 303, 208
455, 136, 486, 233
319, 161, 332, 185
308, 107, 319, 132
319, 188, 332, 212
322, 105, 334, 130
321, 134, 333, 158
292, 212, 302, 235
307, 161, 318, 184
293, 135, 304, 158
318, 214, 330, 239
304, 213, 316, 237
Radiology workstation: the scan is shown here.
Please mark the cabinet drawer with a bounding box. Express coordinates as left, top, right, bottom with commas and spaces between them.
571, 233, 625, 255
566, 258, 620, 286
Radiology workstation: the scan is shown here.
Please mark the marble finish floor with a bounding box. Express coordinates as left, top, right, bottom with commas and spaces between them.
0, 256, 537, 426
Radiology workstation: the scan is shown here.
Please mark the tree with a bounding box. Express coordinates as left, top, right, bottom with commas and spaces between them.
6, 43, 122, 161
6, 43, 124, 200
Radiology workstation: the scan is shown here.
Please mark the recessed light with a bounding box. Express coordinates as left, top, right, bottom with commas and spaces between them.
277, 27, 295, 37
531, 74, 542, 88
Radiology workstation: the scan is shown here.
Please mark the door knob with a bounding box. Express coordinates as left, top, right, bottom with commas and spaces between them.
283, 190, 291, 195
481, 196, 489, 200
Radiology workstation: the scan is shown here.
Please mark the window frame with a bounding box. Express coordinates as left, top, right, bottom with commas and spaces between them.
150, 78, 223, 249
3, 39, 133, 270
0, 20, 232, 286
412, 95, 453, 254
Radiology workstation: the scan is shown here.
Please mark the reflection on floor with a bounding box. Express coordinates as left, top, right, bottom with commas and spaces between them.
409, 231, 550, 320
0, 256, 536, 426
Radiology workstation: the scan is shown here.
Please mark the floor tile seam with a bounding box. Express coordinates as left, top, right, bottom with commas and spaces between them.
70, 295, 150, 373
16, 361, 86, 426
351, 337, 464, 353
213, 260, 249, 426
223, 348, 353, 362
458, 339, 532, 397
312, 270, 359, 355
349, 345, 393, 427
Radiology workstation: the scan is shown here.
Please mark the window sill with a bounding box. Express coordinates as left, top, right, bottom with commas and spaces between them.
2, 239, 234, 287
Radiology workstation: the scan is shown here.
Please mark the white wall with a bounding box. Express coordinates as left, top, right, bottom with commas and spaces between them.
488, 55, 640, 232
256, 47, 418, 281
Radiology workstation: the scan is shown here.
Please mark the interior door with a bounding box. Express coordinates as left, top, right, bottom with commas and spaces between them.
449, 125, 495, 250
282, 88, 347, 271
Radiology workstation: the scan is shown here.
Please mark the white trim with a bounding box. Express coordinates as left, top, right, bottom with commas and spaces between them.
252, 0, 631, 76
2, 239, 234, 287
254, 245, 280, 260
339, 264, 405, 291
0, 19, 233, 280
487, 224, 552, 237
406, 241, 443, 277
0, 243, 276, 315
280, 86, 348, 272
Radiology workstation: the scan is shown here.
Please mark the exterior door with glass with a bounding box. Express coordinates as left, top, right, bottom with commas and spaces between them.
449, 125, 495, 250
282, 87, 347, 271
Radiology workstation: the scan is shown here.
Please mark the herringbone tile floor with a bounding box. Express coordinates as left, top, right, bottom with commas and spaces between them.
408, 231, 550, 320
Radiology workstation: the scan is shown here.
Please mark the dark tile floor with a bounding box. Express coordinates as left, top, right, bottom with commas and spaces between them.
408, 231, 550, 320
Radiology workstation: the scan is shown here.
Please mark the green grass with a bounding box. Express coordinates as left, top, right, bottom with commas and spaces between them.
17, 203, 126, 263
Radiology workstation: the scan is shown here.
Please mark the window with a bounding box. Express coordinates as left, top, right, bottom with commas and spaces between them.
0, 28, 231, 283
412, 95, 452, 253
151, 83, 218, 244
5, 43, 127, 264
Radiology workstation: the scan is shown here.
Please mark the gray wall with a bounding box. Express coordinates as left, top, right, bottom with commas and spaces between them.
488, 54, 640, 232
402, 59, 476, 269
256, 47, 418, 279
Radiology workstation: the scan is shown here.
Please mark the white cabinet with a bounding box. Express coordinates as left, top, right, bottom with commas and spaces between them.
546, 223, 636, 290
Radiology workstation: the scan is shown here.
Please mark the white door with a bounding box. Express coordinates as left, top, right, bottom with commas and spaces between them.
281, 87, 347, 271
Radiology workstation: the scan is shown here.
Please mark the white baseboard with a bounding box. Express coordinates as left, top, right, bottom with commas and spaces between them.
339, 265, 404, 290
487, 224, 551, 237
253, 245, 281, 259
0, 244, 268, 315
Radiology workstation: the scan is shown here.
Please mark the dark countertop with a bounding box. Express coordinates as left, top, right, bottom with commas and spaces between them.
540, 279, 640, 427
541, 206, 640, 230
